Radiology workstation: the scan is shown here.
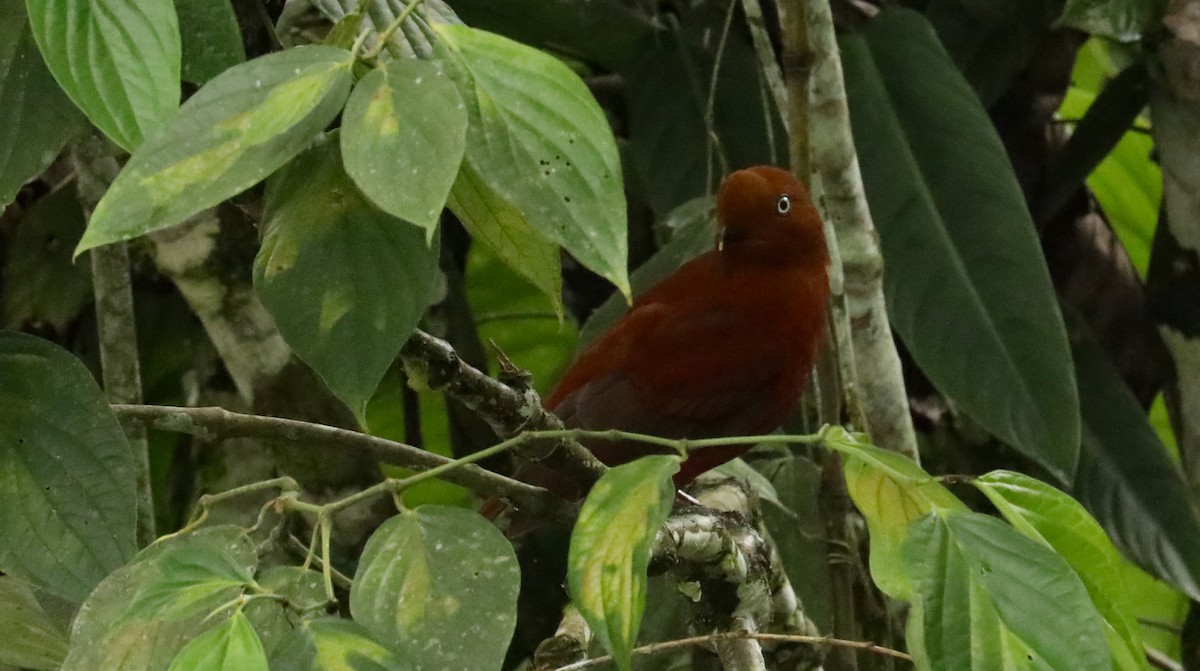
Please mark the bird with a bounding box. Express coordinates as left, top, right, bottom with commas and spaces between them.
542, 165, 831, 488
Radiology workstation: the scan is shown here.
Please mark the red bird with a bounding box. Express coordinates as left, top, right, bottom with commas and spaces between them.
545, 165, 831, 486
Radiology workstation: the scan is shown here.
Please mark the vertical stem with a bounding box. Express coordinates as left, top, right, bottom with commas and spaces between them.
778, 0, 812, 182
73, 135, 156, 547
805, 0, 919, 460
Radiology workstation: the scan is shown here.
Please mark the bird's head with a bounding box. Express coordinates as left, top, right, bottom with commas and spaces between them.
715, 166, 829, 266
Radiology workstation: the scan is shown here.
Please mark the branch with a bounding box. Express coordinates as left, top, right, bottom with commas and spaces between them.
552, 630, 909, 670
72, 134, 155, 547
400, 329, 606, 487
805, 0, 919, 460
110, 404, 576, 526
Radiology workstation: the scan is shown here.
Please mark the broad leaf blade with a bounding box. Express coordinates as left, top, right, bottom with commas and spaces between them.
976, 471, 1148, 670
0, 576, 69, 671
174, 0, 245, 84
76, 45, 354, 255
437, 24, 630, 299
831, 428, 964, 596
287, 618, 413, 671
350, 506, 519, 671
1067, 308, 1200, 601
0, 0, 85, 206
254, 133, 444, 420
448, 161, 564, 315
842, 8, 1080, 481
0, 331, 136, 602
167, 612, 267, 671
26, 0, 180, 150
342, 59, 466, 237
63, 527, 252, 671
568, 455, 680, 671
903, 511, 1111, 671
125, 532, 258, 621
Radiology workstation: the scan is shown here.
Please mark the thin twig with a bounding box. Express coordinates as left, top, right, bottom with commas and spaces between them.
72, 134, 156, 547
705, 0, 739, 193
110, 403, 577, 526
553, 630, 911, 670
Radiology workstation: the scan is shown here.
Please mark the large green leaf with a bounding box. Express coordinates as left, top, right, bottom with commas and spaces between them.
63, 527, 251, 671
75, 45, 354, 255
174, 0, 245, 85
1067, 309, 1200, 601
0, 0, 85, 206
831, 428, 965, 596
341, 58, 466, 238
448, 159, 564, 314
254, 133, 444, 420
902, 511, 1111, 671
26, 0, 179, 150
0, 576, 69, 671
437, 24, 630, 299
842, 8, 1080, 481
976, 471, 1148, 670
125, 531, 258, 622
0, 331, 136, 602
269, 618, 413, 671
350, 506, 519, 671
167, 612, 268, 671
568, 455, 680, 671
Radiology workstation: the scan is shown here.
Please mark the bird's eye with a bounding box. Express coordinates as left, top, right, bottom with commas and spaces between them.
776, 195, 791, 215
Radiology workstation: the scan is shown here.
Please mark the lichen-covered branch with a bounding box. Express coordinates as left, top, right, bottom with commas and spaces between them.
401, 329, 606, 487
110, 403, 576, 526
805, 0, 919, 460
71, 134, 155, 547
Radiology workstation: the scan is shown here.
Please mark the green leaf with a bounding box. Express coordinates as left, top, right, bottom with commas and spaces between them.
167, 611, 267, 671
902, 511, 1111, 671
3, 186, 91, 331
76, 45, 354, 256
350, 506, 519, 671
437, 24, 630, 299
0, 331, 136, 602
342, 59, 466, 238
1056, 0, 1165, 41
976, 471, 1148, 670
842, 8, 1080, 481
0, 0, 85, 206
1067, 308, 1200, 601
126, 530, 258, 621
831, 428, 964, 596
26, 0, 180, 150
63, 527, 249, 671
568, 455, 680, 671
174, 0, 245, 85
0, 576, 69, 671
254, 133, 444, 420
449, 160, 564, 315
272, 618, 412, 671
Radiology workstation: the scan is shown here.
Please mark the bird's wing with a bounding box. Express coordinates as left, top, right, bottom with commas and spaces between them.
550, 296, 787, 438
